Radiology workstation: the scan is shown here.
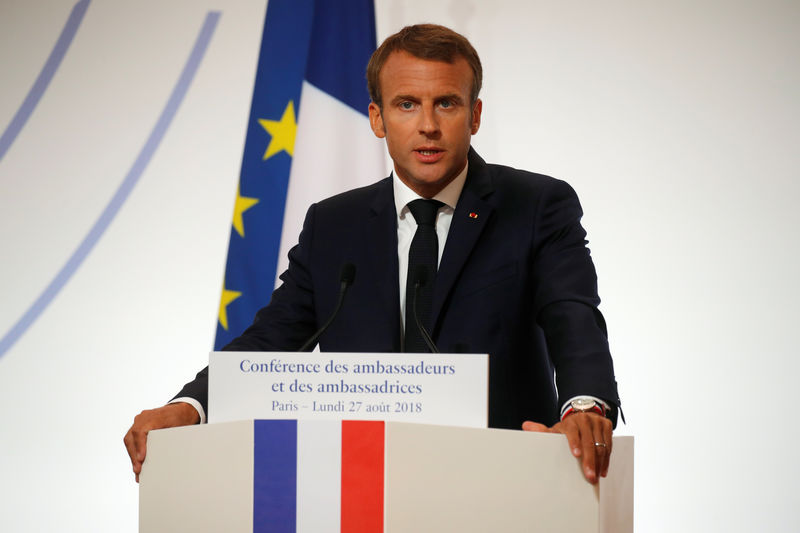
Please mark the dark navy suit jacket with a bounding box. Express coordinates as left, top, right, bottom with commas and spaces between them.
175, 149, 620, 429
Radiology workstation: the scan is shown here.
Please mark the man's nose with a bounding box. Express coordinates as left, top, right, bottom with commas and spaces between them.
417, 104, 440, 136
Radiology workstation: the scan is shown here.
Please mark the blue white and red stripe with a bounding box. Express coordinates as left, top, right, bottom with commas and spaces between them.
253, 420, 385, 533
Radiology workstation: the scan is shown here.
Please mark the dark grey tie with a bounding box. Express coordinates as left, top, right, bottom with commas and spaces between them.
404, 199, 443, 352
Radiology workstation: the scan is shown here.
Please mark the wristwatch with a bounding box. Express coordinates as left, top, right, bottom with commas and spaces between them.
561, 397, 606, 420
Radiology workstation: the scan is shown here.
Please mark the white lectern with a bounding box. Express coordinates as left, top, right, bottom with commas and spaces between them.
140, 420, 633, 532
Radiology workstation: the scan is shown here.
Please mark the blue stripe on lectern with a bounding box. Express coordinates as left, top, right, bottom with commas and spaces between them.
0, 0, 91, 163
254, 420, 297, 532
0, 11, 220, 360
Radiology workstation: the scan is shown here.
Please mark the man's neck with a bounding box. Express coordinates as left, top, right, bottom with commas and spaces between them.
392, 162, 468, 216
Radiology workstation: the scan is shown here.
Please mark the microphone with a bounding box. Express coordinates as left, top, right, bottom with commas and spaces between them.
411, 264, 439, 353
298, 263, 356, 351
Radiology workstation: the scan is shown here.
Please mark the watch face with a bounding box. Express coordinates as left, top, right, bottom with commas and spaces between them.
571, 398, 596, 411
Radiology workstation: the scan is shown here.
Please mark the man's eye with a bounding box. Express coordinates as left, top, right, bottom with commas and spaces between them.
439, 100, 452, 108
400, 101, 413, 110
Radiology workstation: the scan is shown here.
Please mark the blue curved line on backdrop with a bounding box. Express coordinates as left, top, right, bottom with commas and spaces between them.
0, 0, 91, 163
0, 12, 221, 359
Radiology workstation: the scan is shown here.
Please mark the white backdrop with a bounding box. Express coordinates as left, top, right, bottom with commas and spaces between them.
1, 0, 799, 531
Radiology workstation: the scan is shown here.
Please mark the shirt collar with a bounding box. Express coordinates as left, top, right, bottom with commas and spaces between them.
392, 162, 469, 218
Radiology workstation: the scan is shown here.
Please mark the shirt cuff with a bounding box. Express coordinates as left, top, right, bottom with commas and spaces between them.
169, 397, 206, 424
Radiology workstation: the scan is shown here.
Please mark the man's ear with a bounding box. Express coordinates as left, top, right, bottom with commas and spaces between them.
470, 98, 482, 135
368, 102, 386, 138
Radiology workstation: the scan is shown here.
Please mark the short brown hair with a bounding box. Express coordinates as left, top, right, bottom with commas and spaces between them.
367, 24, 483, 108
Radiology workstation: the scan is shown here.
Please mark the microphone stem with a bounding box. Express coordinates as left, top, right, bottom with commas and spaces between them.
298, 280, 348, 351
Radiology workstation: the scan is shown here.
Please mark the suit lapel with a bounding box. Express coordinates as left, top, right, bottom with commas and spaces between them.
431, 149, 494, 328
365, 178, 402, 348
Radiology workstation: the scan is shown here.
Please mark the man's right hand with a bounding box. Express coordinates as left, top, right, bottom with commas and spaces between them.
123, 402, 199, 482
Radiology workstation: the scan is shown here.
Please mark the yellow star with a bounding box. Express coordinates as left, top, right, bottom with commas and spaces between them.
232, 185, 259, 237
258, 100, 297, 160
218, 286, 242, 331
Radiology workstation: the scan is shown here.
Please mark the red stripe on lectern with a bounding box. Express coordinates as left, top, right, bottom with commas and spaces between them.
341, 420, 384, 533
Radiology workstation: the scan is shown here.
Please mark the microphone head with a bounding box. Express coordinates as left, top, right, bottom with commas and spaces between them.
339, 262, 356, 286
412, 264, 429, 288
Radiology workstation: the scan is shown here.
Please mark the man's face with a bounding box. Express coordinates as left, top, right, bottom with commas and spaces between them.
368, 51, 482, 198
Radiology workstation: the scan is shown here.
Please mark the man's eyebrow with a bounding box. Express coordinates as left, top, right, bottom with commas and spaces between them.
436, 93, 465, 104
389, 93, 465, 105
390, 94, 420, 105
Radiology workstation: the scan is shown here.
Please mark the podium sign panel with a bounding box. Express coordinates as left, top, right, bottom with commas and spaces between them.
140, 420, 634, 533
209, 352, 488, 427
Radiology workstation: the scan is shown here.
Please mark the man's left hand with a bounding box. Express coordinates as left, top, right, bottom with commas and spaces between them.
522, 412, 612, 484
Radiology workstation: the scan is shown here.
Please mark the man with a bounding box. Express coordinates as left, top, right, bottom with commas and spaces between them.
125, 24, 620, 485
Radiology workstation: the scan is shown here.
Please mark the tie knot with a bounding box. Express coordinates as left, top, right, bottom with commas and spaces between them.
408, 199, 443, 227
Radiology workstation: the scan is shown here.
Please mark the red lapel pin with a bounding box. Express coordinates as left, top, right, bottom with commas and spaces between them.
468, 212, 478, 219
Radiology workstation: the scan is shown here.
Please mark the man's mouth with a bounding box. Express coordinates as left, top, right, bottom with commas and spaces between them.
416, 148, 443, 156
414, 148, 445, 163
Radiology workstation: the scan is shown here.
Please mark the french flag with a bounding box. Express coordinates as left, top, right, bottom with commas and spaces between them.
254, 420, 385, 533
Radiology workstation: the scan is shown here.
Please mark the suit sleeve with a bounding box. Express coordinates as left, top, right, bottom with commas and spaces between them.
531, 179, 621, 425
170, 204, 321, 414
